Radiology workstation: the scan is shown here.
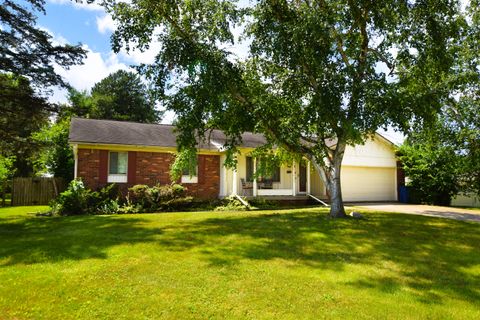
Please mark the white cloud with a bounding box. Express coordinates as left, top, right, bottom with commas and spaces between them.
46, 29, 130, 103
54, 47, 129, 92
48, 0, 104, 11
120, 41, 162, 65
96, 14, 116, 34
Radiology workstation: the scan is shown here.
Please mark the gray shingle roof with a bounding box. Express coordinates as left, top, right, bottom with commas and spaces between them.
69, 117, 267, 150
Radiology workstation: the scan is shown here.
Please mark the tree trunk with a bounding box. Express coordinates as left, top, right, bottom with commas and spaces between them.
328, 140, 347, 218
327, 167, 346, 218
310, 140, 347, 218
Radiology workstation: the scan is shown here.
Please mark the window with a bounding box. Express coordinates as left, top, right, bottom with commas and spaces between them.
269, 166, 281, 182
247, 157, 280, 183
108, 151, 128, 183
264, 166, 280, 182
181, 159, 198, 183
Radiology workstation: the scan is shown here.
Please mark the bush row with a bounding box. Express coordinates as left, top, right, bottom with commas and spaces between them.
50, 180, 282, 216
50, 180, 194, 216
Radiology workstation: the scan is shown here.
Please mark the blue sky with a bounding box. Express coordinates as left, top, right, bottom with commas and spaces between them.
37, 0, 405, 143
38, 1, 159, 104
38, 2, 111, 53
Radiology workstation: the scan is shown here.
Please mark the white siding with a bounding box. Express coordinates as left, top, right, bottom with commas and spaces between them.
343, 136, 397, 168
451, 194, 480, 208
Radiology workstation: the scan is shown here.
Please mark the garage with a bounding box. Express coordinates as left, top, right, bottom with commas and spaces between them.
341, 166, 397, 202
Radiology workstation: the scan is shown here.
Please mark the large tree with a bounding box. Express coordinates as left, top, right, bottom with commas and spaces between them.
104, 0, 477, 217
0, 0, 86, 88
398, 97, 480, 205
1, 0, 86, 177
0, 73, 49, 176
90, 70, 161, 123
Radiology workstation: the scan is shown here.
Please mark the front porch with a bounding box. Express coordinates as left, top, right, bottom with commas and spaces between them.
219, 154, 328, 200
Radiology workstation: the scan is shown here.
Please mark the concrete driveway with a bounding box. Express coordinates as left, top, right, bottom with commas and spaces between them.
349, 202, 480, 223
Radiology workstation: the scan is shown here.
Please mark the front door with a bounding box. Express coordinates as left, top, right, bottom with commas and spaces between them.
299, 163, 307, 193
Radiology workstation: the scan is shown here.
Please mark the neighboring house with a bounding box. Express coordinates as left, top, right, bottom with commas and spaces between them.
451, 193, 480, 208
69, 117, 400, 202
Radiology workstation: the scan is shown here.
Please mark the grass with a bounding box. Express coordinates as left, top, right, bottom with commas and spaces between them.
0, 206, 479, 319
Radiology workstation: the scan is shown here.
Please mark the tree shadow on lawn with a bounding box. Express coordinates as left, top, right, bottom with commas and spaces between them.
0, 215, 163, 266
1, 209, 479, 305
156, 210, 480, 305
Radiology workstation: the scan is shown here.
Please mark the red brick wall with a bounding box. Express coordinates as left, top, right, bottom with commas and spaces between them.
135, 152, 174, 185
184, 155, 220, 199
77, 149, 102, 190
76, 148, 221, 199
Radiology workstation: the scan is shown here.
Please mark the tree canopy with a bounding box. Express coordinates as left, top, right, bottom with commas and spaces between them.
0, 73, 49, 176
0, 0, 86, 88
90, 70, 161, 123
398, 96, 480, 205
104, 0, 479, 217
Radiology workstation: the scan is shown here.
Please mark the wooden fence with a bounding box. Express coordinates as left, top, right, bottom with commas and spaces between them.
12, 177, 66, 206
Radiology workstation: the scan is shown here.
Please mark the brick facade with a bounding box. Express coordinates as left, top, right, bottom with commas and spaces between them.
77, 149, 102, 190
76, 148, 221, 199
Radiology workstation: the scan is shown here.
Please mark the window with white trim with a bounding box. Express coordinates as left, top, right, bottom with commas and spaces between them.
181, 159, 198, 183
108, 151, 128, 183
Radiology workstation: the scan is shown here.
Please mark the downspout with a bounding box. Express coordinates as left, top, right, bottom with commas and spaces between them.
73, 144, 78, 179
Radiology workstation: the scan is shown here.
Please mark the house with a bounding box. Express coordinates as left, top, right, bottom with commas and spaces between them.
69, 117, 400, 202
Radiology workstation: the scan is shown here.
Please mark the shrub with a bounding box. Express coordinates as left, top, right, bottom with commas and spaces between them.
127, 183, 191, 212
159, 196, 195, 212
214, 196, 248, 211
50, 180, 91, 216
51, 181, 202, 215
51, 180, 121, 216
249, 197, 279, 210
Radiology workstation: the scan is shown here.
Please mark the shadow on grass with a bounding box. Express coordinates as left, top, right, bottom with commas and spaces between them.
1, 208, 479, 305
0, 215, 163, 266
155, 210, 480, 305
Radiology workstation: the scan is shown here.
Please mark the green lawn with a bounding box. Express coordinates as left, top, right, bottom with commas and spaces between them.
0, 206, 479, 319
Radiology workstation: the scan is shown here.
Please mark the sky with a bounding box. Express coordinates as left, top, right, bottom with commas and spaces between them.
36, 0, 405, 144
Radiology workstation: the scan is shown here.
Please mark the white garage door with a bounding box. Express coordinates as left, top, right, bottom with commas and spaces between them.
341, 166, 396, 202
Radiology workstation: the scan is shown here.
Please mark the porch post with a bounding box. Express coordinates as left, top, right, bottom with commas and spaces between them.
220, 155, 228, 197
307, 160, 311, 195
253, 157, 258, 197
292, 160, 296, 196
232, 155, 238, 196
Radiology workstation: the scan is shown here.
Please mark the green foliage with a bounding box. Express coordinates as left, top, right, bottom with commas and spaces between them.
398, 143, 460, 206
91, 70, 161, 123
65, 70, 162, 123
399, 97, 480, 205
0, 0, 86, 88
32, 117, 74, 181
0, 155, 15, 202
51, 180, 121, 216
0, 155, 15, 184
0, 73, 49, 176
51, 180, 196, 215
50, 180, 92, 216
248, 197, 280, 210
214, 196, 248, 211
104, 0, 477, 217
170, 148, 198, 181
127, 183, 193, 212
